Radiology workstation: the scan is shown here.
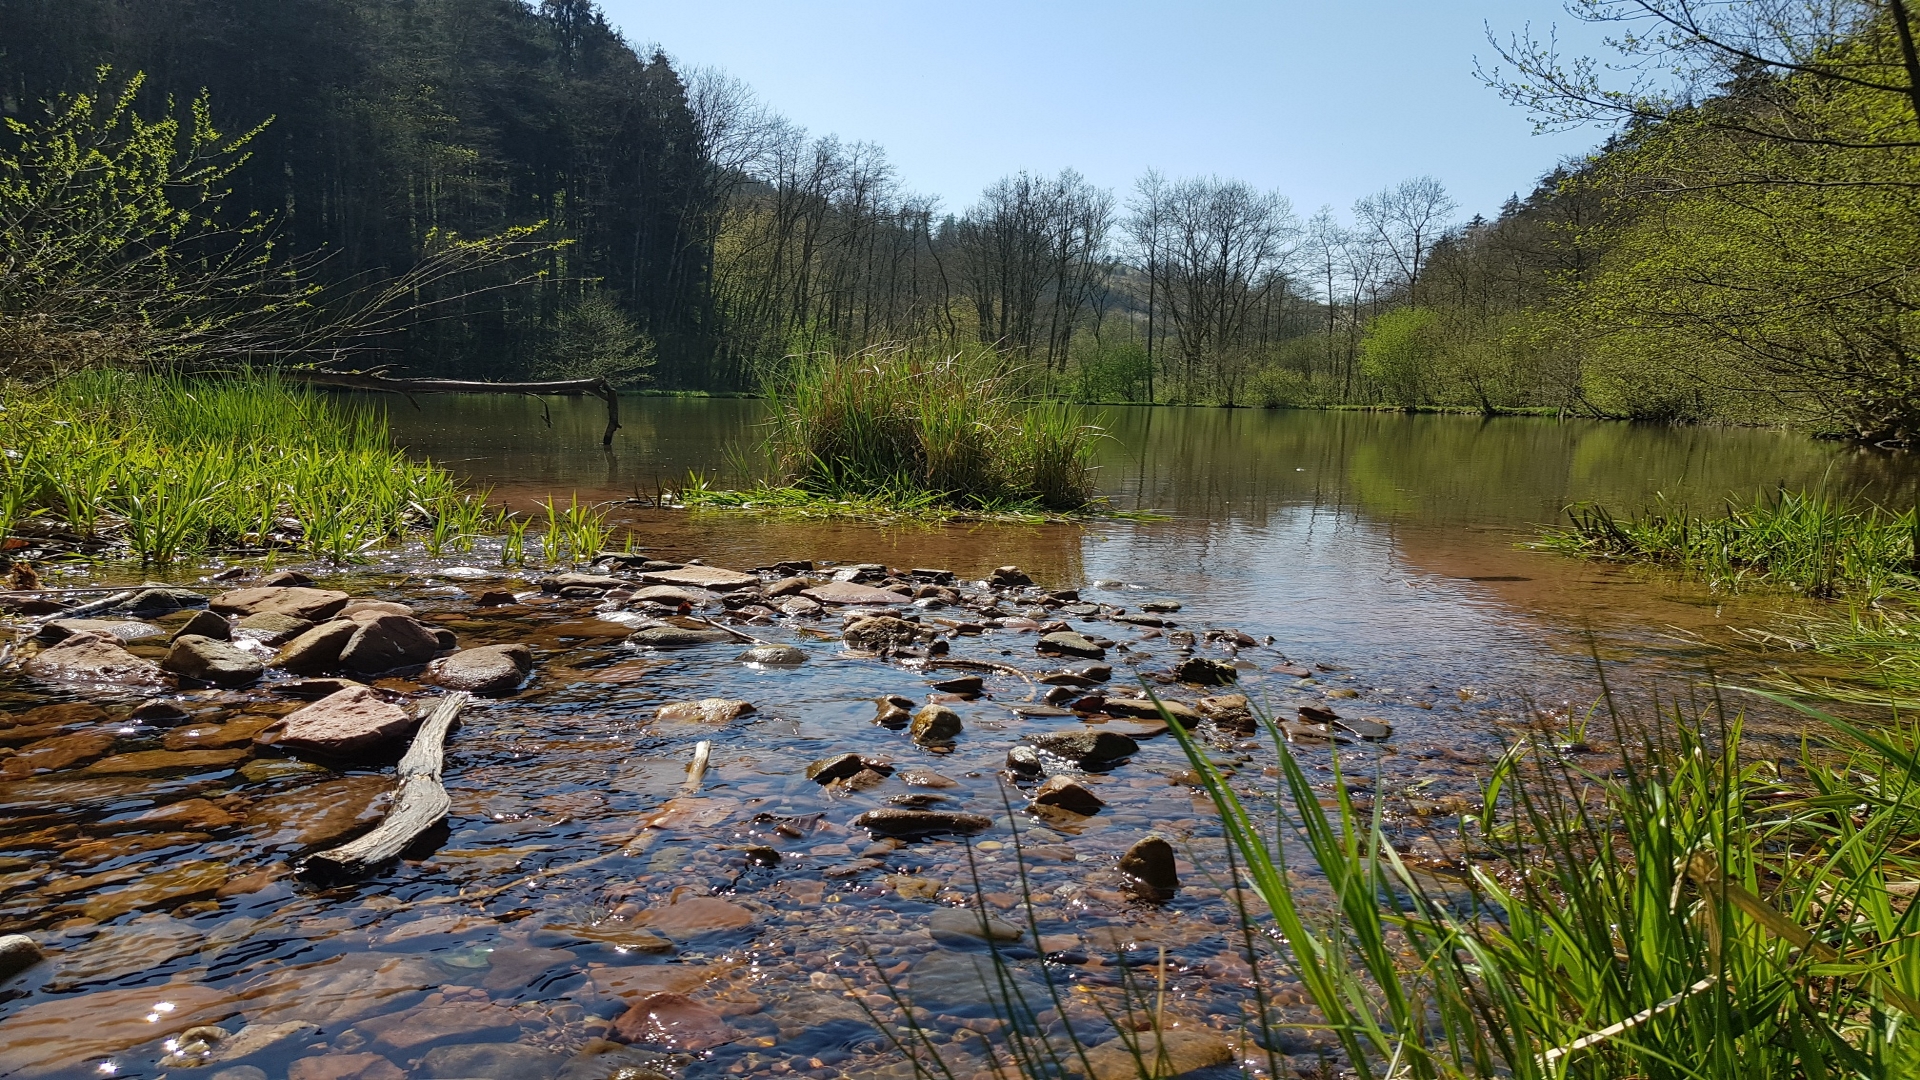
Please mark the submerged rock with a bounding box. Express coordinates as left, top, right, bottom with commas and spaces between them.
803, 581, 910, 606
655, 698, 754, 724
638, 565, 758, 592
851, 808, 992, 838
278, 686, 414, 759
929, 908, 1023, 943
163, 635, 264, 688
611, 991, 737, 1051
23, 630, 164, 687
36, 618, 164, 644
1082, 1029, 1231, 1080
735, 643, 806, 665
425, 643, 532, 694
627, 625, 734, 648
417, 1042, 566, 1080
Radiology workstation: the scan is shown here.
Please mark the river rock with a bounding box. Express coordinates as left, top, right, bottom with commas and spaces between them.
418, 1042, 566, 1080
163, 635, 265, 688
803, 581, 909, 606
806, 753, 893, 784
851, 808, 992, 838
1119, 836, 1179, 901
1102, 697, 1200, 727
929, 674, 983, 696
0, 983, 241, 1076
928, 908, 1024, 943
207, 1021, 321, 1065
257, 570, 312, 587
843, 616, 920, 650
173, 609, 232, 641
1198, 693, 1255, 731
989, 565, 1033, 587
655, 698, 754, 724
736, 643, 806, 665
23, 630, 164, 687
1081, 1029, 1232, 1080
36, 618, 164, 644
1, 730, 117, 777
1176, 656, 1238, 685
1037, 631, 1105, 659
276, 620, 358, 674
0, 934, 43, 978
639, 565, 757, 592
611, 991, 737, 1051
340, 599, 414, 619
1031, 775, 1104, 816
211, 586, 351, 621
234, 611, 314, 645
635, 895, 756, 935
1141, 599, 1183, 613
336, 613, 444, 673
287, 1053, 404, 1080
278, 687, 414, 759
1006, 745, 1042, 776
120, 587, 207, 617
425, 644, 533, 694
627, 625, 734, 648
1334, 715, 1394, 741
539, 573, 628, 594
631, 585, 716, 607
909, 704, 962, 746
1026, 730, 1138, 767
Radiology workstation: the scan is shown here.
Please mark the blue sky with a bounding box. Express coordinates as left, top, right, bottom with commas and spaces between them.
597, 1, 1619, 223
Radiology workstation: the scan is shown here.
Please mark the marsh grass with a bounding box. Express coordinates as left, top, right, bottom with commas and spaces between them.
755, 344, 1104, 513
0, 370, 486, 564
537, 495, 613, 566
1536, 490, 1919, 597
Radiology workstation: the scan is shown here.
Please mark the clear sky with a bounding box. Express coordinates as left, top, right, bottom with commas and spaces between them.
596, 0, 1619, 223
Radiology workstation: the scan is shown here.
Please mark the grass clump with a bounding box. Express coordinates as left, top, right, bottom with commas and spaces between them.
748, 344, 1103, 514
0, 370, 486, 564
1537, 490, 1920, 597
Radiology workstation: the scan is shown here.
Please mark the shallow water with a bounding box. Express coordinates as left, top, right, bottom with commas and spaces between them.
0, 399, 1914, 1079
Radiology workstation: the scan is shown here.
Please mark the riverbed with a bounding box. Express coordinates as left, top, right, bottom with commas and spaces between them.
0, 400, 1910, 1080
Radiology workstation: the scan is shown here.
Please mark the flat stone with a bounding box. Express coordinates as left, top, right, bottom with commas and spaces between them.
627, 625, 734, 648
631, 584, 717, 607
273, 676, 367, 699
929, 674, 983, 695
278, 686, 414, 759
164, 714, 281, 751
211, 586, 351, 621
843, 616, 920, 650
1334, 715, 1394, 741
1026, 730, 1139, 767
639, 565, 758, 592
655, 698, 754, 724
1102, 697, 1199, 727
245, 774, 392, 852
234, 611, 314, 645
929, 908, 1024, 943
131, 796, 243, 829
207, 1021, 320, 1065
164, 635, 265, 687
38, 618, 165, 644
276, 620, 358, 674
636, 895, 756, 934
418, 1042, 566, 1080
909, 704, 962, 746
1037, 632, 1105, 659
1141, 599, 1183, 613
356, 1001, 519, 1053
0, 983, 240, 1075
1082, 1029, 1233, 1080
806, 753, 892, 784
242, 952, 442, 1028
425, 643, 533, 694
852, 808, 992, 838
1119, 836, 1179, 901
85, 748, 249, 776
735, 643, 807, 665
803, 581, 909, 606
287, 1053, 405, 1080
120, 587, 206, 617
611, 991, 737, 1051
0, 731, 116, 778
1031, 775, 1105, 816
336, 613, 443, 674
1176, 656, 1238, 685
23, 631, 164, 687
83, 859, 230, 918
539, 573, 628, 594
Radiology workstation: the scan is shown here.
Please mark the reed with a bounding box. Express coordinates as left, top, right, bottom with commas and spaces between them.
757, 344, 1103, 512
1536, 490, 1919, 597
0, 370, 486, 564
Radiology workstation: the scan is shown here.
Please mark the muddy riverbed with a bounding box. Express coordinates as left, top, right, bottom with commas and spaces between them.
0, 401, 1914, 1079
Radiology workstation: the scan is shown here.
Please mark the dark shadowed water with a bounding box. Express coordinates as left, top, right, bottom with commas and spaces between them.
0, 397, 1912, 1080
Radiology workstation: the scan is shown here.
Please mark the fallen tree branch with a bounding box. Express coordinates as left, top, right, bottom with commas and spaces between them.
282, 370, 622, 447
302, 691, 470, 884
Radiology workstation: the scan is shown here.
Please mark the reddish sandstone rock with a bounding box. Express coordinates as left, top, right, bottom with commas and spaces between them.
0, 730, 117, 778
211, 586, 352, 621
276, 620, 358, 674
611, 991, 737, 1050
336, 613, 444, 674
424, 644, 532, 694
277, 687, 413, 759
22, 631, 164, 687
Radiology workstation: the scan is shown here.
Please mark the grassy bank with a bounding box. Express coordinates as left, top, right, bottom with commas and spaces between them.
0, 371, 489, 565
1536, 490, 1919, 598
694, 345, 1103, 517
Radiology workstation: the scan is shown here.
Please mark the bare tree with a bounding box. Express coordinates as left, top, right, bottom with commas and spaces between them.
955, 170, 1113, 371
1124, 170, 1170, 400
1353, 176, 1457, 303
1156, 176, 1298, 402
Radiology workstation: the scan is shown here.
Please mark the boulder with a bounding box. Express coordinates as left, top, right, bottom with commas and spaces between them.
627, 625, 734, 648
1031, 775, 1104, 816
278, 687, 414, 759
275, 620, 358, 674
172, 610, 231, 642
1118, 836, 1179, 901
336, 613, 443, 674
843, 616, 920, 651
1037, 632, 1105, 659
638, 565, 758, 592
735, 644, 807, 665
424, 644, 533, 695
163, 635, 265, 688
802, 581, 910, 606
210, 586, 351, 621
23, 631, 164, 687
234, 611, 314, 645
1175, 657, 1238, 685
655, 699, 754, 724
851, 808, 992, 838
1026, 730, 1138, 767
909, 704, 962, 746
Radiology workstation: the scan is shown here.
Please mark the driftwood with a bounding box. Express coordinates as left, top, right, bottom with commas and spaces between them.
283, 370, 622, 447
303, 691, 470, 884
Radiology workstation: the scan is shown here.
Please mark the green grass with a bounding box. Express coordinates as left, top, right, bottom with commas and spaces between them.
0, 370, 488, 565
1536, 490, 1920, 597
755, 344, 1105, 513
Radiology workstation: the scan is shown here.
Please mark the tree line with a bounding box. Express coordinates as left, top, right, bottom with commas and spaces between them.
5, 0, 1918, 440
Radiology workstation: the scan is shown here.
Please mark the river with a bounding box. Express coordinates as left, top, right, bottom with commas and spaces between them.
0, 398, 1910, 1079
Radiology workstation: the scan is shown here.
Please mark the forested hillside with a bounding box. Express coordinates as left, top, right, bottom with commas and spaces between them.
4, 0, 1917, 441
